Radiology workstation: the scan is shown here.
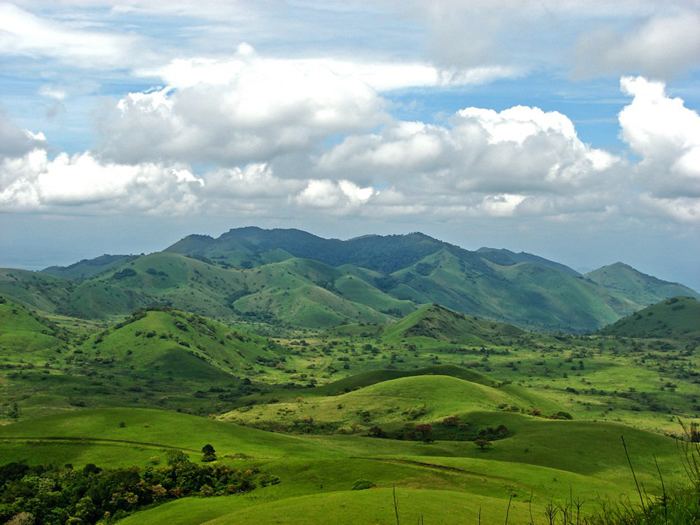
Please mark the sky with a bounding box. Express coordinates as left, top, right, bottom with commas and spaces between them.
0, 0, 699, 289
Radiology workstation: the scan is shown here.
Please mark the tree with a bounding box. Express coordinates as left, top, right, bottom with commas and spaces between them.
8, 402, 20, 419
367, 426, 386, 438
474, 438, 492, 451
415, 423, 433, 443
201, 444, 217, 462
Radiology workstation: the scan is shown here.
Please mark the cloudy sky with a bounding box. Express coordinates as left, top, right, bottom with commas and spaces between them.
1, 1, 699, 288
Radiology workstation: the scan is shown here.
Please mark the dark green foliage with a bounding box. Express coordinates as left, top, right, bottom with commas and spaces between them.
474, 438, 492, 451
201, 444, 217, 462
0, 459, 261, 524
351, 479, 376, 490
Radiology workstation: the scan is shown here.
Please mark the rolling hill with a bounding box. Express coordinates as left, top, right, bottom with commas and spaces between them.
383, 303, 522, 344
600, 296, 700, 340
81, 308, 283, 380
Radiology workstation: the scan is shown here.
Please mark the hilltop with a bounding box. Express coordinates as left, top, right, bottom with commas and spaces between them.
383, 304, 522, 345
586, 262, 699, 305
600, 296, 700, 340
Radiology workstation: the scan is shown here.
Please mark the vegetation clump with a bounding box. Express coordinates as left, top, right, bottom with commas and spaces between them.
0, 453, 265, 524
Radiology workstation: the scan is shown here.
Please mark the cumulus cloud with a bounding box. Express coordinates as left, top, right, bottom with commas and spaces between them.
575, 12, 700, 78
295, 179, 375, 210
0, 149, 203, 214
618, 75, 700, 221
0, 111, 46, 158
99, 44, 389, 165
0, 3, 143, 68
620, 76, 700, 188
98, 45, 520, 166
319, 104, 617, 197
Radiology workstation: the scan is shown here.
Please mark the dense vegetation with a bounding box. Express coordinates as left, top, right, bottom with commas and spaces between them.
0, 451, 271, 524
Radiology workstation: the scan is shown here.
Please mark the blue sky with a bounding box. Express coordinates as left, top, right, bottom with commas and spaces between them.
0, 1, 699, 288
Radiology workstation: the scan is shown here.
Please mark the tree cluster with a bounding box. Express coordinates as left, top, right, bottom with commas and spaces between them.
0, 452, 273, 524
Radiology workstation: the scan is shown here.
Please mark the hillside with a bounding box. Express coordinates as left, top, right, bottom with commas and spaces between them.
383, 304, 522, 344
42, 254, 138, 280
600, 296, 700, 340
0, 296, 64, 360
586, 262, 699, 306
82, 308, 282, 380
1, 228, 696, 332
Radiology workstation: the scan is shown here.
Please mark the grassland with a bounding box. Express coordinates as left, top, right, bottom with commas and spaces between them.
1, 290, 699, 524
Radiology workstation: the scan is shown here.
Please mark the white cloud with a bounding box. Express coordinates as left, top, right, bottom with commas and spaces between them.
99, 44, 392, 165
144, 53, 521, 92
619, 76, 700, 197
204, 163, 304, 199
0, 111, 46, 158
0, 149, 203, 214
295, 179, 375, 210
0, 3, 143, 68
575, 12, 700, 78
319, 104, 617, 196
38, 85, 67, 101
98, 45, 520, 166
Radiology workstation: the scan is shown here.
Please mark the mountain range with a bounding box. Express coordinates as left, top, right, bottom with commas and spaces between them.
1, 227, 697, 332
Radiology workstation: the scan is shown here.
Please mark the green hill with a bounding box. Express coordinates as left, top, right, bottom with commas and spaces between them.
586, 262, 699, 306
82, 308, 281, 380
2, 228, 697, 332
600, 296, 700, 340
42, 254, 138, 280
0, 268, 74, 313
383, 304, 522, 344
220, 372, 558, 435
0, 296, 65, 361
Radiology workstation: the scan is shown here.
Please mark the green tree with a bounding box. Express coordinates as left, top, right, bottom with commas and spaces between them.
201, 444, 217, 462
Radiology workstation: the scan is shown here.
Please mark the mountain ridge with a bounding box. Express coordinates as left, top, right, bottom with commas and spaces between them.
0, 227, 695, 332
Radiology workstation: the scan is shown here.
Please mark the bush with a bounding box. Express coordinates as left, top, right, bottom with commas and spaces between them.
351, 479, 376, 490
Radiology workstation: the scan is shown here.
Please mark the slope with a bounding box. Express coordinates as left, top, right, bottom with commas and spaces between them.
383, 303, 522, 344
82, 308, 282, 380
586, 262, 699, 306
600, 296, 700, 340
42, 254, 138, 280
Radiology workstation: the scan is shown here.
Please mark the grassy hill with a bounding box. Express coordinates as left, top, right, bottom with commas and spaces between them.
0, 268, 74, 313
383, 304, 522, 344
600, 296, 700, 340
0, 407, 686, 525
0, 295, 65, 361
42, 254, 138, 280
82, 308, 282, 380
587, 262, 699, 306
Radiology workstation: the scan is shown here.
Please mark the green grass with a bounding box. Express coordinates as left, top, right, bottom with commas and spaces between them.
0, 407, 687, 525
601, 296, 700, 340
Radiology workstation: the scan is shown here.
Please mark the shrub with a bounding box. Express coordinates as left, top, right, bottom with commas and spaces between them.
352, 479, 376, 490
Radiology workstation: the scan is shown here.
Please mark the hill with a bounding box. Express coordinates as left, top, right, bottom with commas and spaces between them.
0, 296, 65, 360
600, 296, 700, 340
82, 308, 282, 380
1, 227, 697, 332
383, 304, 522, 344
42, 254, 138, 280
586, 262, 699, 306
